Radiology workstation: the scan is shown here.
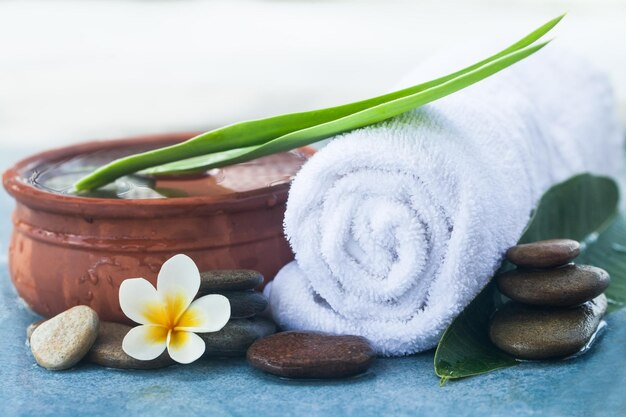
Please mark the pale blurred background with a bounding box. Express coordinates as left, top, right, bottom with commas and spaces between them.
1, 0, 625, 150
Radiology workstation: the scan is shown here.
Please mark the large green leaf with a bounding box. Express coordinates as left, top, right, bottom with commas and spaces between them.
578, 216, 626, 312
434, 174, 621, 382
433, 283, 516, 383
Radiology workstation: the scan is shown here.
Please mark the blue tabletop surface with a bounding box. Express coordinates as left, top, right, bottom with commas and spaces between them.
1, 150, 625, 417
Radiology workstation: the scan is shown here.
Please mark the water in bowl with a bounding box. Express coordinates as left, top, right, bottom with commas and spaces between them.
26, 145, 309, 199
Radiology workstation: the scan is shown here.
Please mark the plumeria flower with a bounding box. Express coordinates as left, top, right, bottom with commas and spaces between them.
119, 254, 231, 364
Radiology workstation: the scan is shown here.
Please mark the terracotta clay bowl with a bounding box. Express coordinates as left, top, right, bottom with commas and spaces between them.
2, 132, 312, 323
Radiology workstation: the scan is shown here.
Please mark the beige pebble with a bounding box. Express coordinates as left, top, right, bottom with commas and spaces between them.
30, 306, 100, 370
26, 319, 45, 342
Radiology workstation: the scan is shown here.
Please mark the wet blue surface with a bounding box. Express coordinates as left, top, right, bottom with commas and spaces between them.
1, 150, 625, 417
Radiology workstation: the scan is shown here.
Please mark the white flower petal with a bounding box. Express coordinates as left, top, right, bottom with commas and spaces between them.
122, 325, 168, 360
156, 254, 200, 323
167, 330, 205, 364
119, 278, 165, 325
175, 294, 231, 333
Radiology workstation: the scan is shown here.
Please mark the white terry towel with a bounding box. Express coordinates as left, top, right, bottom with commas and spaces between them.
265, 46, 624, 356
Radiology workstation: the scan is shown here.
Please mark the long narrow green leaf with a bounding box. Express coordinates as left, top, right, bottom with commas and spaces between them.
74, 15, 563, 190
147, 41, 550, 175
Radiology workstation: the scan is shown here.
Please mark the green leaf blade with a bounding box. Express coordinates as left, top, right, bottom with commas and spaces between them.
74, 16, 563, 190
147, 41, 551, 175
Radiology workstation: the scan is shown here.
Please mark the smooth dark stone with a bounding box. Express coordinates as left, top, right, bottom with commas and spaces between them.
489, 294, 607, 360
217, 291, 268, 319
247, 331, 376, 379
199, 270, 264, 293
497, 264, 610, 307
506, 239, 580, 268
86, 322, 174, 369
199, 317, 276, 357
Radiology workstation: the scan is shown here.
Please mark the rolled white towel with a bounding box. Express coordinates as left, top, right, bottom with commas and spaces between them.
266, 46, 624, 356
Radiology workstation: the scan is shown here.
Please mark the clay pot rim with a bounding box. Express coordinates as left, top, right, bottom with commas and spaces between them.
2, 132, 314, 218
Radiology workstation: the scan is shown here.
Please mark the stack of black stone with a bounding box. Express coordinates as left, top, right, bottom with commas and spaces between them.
489, 239, 610, 360
197, 269, 276, 357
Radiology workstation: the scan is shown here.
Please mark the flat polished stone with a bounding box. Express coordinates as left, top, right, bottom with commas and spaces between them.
497, 264, 610, 307
200, 318, 276, 357
86, 322, 174, 370
247, 331, 375, 378
217, 291, 268, 319
506, 239, 580, 268
489, 295, 607, 359
199, 270, 264, 293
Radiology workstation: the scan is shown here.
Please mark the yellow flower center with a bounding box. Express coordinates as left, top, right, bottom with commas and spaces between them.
142, 291, 189, 330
